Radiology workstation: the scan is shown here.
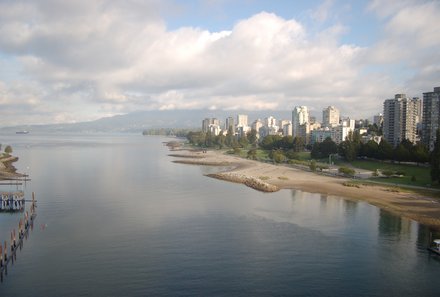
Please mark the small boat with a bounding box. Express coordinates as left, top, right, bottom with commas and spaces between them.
15, 131, 29, 134
427, 239, 440, 255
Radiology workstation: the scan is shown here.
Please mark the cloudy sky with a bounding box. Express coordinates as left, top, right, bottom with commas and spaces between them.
0, 0, 439, 126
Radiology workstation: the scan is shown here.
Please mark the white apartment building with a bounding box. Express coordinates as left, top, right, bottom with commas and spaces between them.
292, 106, 309, 138
283, 122, 292, 136
237, 114, 248, 127
383, 94, 420, 147
265, 116, 277, 128
251, 119, 264, 133
322, 106, 340, 127
331, 119, 355, 144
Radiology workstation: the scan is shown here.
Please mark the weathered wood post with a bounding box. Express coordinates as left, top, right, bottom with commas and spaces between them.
4, 241, 7, 260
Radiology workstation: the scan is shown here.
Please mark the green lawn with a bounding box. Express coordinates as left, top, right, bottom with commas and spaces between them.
296, 151, 311, 160
348, 159, 433, 187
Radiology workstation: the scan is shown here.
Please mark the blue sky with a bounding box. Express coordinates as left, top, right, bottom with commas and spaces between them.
0, 0, 439, 125
165, 0, 378, 46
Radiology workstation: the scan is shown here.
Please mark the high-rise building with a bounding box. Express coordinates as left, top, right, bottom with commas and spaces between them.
225, 116, 235, 131
322, 106, 340, 127
422, 87, 440, 151
265, 116, 277, 128
292, 106, 309, 138
383, 94, 420, 147
251, 119, 264, 132
202, 118, 211, 133
202, 118, 220, 133
373, 113, 383, 127
331, 119, 355, 144
282, 122, 292, 136
237, 114, 248, 127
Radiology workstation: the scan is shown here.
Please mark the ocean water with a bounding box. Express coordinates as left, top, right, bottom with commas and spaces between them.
0, 133, 439, 296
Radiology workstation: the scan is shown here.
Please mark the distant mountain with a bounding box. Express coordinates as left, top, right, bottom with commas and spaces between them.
0, 110, 293, 133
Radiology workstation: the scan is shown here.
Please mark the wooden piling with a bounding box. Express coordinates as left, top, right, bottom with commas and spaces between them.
1, 192, 37, 275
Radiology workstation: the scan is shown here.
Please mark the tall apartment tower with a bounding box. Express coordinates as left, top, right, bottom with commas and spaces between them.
322, 106, 340, 127
225, 116, 235, 131
292, 106, 309, 137
422, 87, 440, 151
236, 114, 248, 127
383, 94, 420, 147
202, 118, 211, 133
202, 118, 220, 133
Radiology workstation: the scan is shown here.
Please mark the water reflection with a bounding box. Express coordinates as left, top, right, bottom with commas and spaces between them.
0, 134, 440, 296
379, 209, 404, 238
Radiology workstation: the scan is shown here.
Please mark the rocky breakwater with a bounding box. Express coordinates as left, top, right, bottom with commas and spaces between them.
207, 172, 280, 193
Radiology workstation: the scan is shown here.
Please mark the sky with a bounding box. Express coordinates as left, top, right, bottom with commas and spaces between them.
0, 0, 439, 126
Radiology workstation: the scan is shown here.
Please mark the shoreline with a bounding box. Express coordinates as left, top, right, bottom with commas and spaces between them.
170, 149, 440, 230
0, 155, 25, 181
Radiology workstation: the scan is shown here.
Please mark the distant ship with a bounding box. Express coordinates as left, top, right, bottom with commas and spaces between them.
16, 131, 29, 134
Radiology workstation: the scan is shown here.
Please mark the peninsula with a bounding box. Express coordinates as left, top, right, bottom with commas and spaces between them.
171, 149, 440, 230
0, 154, 23, 181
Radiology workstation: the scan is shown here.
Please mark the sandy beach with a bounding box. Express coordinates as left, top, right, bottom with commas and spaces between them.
171, 149, 440, 230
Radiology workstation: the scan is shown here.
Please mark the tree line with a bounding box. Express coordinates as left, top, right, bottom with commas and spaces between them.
312, 131, 429, 164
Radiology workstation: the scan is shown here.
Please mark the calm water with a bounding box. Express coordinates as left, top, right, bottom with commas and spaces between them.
0, 133, 440, 296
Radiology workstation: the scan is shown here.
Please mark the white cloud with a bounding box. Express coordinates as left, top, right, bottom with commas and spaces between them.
0, 0, 439, 126
311, 0, 334, 23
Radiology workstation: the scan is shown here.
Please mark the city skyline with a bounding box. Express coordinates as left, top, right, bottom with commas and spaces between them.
1, 0, 439, 126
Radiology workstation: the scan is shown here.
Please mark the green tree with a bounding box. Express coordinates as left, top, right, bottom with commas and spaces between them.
338, 167, 355, 176
247, 149, 257, 160
187, 131, 205, 146
394, 143, 410, 162
215, 132, 226, 149
204, 131, 214, 147
430, 129, 440, 183
309, 160, 317, 171
246, 129, 258, 146
311, 142, 321, 159
225, 126, 235, 147
378, 139, 393, 160
260, 135, 282, 150
270, 150, 286, 163
239, 135, 249, 148
280, 136, 294, 150
338, 131, 361, 162
412, 143, 429, 164
367, 123, 382, 136
360, 140, 379, 158
292, 137, 304, 152
320, 137, 338, 158
285, 150, 299, 160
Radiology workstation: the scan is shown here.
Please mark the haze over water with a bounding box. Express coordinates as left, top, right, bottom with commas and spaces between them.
0, 134, 440, 296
